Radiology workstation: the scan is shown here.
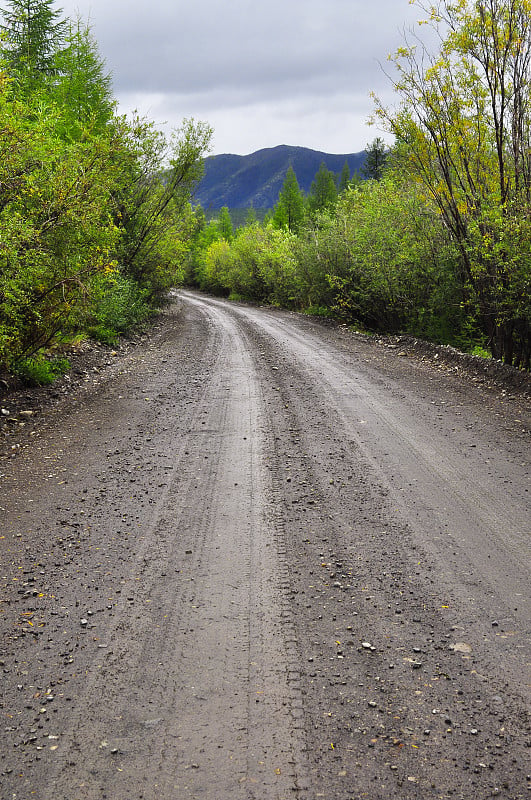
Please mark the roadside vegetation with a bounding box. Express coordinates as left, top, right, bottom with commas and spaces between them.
0, 0, 212, 381
189, 0, 531, 369
1, 0, 529, 381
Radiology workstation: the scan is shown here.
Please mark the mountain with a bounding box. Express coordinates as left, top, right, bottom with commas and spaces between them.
194, 144, 366, 211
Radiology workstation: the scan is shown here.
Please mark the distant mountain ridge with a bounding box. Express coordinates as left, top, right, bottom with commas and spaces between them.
194, 144, 366, 210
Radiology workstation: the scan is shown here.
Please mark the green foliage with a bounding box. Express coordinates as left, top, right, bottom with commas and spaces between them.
184, 203, 238, 288
237, 223, 298, 306
338, 161, 351, 193
0, 0, 66, 91
0, 2, 212, 371
216, 206, 234, 241
272, 166, 305, 232
200, 238, 233, 295
86, 271, 152, 344
193, 175, 472, 351
471, 345, 491, 359
290, 213, 348, 309
323, 179, 465, 339
199, 222, 298, 306
374, 0, 531, 366
14, 353, 70, 385
114, 116, 212, 299
2, 0, 527, 372
51, 18, 114, 137
244, 207, 258, 226
304, 305, 334, 318
0, 90, 123, 366
362, 137, 388, 181
307, 162, 338, 216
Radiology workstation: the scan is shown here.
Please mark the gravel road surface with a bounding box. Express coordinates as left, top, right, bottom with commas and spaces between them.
0, 291, 529, 800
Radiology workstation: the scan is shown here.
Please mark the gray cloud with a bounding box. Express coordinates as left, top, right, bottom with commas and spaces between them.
59, 0, 432, 153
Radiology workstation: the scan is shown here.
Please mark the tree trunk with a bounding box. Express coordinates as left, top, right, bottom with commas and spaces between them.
502, 321, 515, 366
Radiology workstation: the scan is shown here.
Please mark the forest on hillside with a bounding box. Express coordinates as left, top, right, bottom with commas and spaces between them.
1, 0, 530, 378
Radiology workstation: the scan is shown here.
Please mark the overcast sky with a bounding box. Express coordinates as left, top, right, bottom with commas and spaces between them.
57, 0, 432, 156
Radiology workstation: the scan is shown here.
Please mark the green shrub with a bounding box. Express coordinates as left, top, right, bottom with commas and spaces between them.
471, 345, 491, 359
88, 325, 119, 345
304, 305, 334, 318
87, 272, 152, 342
15, 355, 71, 386
228, 291, 244, 303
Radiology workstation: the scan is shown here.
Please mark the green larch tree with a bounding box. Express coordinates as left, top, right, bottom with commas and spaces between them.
0, 0, 66, 90
217, 206, 234, 241
52, 18, 114, 136
308, 161, 338, 215
272, 165, 305, 233
338, 161, 351, 193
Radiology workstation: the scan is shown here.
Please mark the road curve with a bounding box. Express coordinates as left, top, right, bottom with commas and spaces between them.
0, 291, 529, 800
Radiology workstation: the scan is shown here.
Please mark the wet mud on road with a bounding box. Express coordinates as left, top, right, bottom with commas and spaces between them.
0, 292, 529, 799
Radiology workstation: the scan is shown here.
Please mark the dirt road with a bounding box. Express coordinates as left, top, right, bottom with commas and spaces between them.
0, 291, 529, 800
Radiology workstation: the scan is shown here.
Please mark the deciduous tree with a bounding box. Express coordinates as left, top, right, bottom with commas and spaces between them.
308, 161, 338, 215
0, 0, 66, 90
0, 92, 124, 365
373, 0, 531, 366
114, 116, 212, 298
216, 206, 234, 241
52, 18, 114, 136
338, 161, 351, 193
272, 165, 305, 232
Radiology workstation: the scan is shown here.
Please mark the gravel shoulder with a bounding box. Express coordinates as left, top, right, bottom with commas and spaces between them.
0, 292, 529, 800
